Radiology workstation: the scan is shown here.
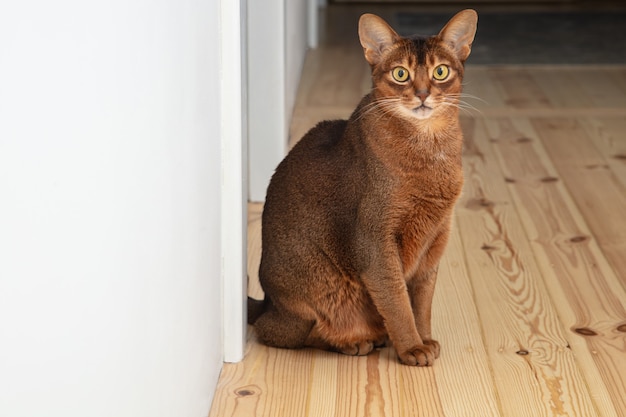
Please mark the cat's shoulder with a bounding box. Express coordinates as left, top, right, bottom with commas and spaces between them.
304, 119, 348, 145
287, 119, 349, 157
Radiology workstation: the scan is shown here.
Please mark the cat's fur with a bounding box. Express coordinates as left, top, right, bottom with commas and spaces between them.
249, 10, 478, 366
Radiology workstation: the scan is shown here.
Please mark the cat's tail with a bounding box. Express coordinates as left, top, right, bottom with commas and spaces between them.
247, 296, 267, 325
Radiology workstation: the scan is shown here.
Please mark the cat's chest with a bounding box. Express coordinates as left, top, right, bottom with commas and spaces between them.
395, 210, 450, 279
391, 181, 460, 277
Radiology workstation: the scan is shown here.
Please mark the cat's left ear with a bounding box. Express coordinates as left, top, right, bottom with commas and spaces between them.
359, 14, 400, 66
439, 9, 478, 62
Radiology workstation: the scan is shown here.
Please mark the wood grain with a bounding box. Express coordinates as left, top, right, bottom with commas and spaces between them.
457, 117, 598, 417
579, 117, 626, 189
481, 116, 625, 417
433, 225, 501, 417
530, 117, 626, 288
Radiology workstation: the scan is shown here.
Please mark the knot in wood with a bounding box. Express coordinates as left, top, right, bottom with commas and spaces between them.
574, 327, 597, 336
569, 235, 588, 243
236, 389, 256, 397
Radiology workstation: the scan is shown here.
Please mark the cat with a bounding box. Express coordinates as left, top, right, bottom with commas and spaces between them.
248, 10, 478, 366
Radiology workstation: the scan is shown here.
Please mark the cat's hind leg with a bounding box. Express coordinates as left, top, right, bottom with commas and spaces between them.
303, 306, 388, 356
304, 328, 377, 356
338, 341, 376, 356
253, 299, 315, 349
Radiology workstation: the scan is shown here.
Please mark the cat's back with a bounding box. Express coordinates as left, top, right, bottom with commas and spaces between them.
278, 119, 348, 168
265, 119, 353, 200
262, 118, 362, 244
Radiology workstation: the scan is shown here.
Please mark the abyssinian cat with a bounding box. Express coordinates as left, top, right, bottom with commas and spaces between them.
249, 10, 478, 366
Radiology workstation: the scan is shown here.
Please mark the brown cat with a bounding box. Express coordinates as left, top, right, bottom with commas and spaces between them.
249, 10, 478, 366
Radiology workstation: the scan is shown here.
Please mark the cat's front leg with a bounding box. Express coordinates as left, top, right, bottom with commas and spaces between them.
406, 226, 452, 362
406, 268, 440, 365
393, 331, 439, 366
398, 341, 440, 366
362, 265, 436, 366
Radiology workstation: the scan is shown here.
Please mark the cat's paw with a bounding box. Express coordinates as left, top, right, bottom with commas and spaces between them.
398, 340, 440, 366
339, 341, 375, 356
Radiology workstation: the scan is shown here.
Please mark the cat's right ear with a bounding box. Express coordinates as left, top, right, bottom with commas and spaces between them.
358, 14, 400, 66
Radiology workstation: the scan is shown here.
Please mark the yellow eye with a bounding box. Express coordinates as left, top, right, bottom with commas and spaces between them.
433, 65, 450, 81
392, 67, 410, 83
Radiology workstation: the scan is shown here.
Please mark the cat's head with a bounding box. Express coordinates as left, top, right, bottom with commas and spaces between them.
358, 10, 477, 123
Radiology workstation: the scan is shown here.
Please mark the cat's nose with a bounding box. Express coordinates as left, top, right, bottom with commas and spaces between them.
416, 90, 430, 103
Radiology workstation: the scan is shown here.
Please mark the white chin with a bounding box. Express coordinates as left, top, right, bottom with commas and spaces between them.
412, 106, 433, 120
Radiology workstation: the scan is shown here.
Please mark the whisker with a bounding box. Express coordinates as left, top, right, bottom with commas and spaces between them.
353, 97, 403, 122
438, 95, 484, 116
446, 92, 489, 106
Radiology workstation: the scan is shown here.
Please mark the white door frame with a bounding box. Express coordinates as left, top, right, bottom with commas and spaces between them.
220, 0, 247, 363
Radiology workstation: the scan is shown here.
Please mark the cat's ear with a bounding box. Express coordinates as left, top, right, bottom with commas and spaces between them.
358, 14, 400, 66
438, 9, 478, 62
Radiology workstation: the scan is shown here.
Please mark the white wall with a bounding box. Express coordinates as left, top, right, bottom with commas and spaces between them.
0, 1, 224, 416
248, 0, 310, 202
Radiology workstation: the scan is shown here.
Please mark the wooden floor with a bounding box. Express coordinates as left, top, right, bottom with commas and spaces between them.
210, 5, 626, 417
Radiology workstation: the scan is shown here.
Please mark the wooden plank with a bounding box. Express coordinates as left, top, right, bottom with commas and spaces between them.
521, 67, 626, 110
464, 66, 508, 112
344, 348, 446, 417
455, 116, 599, 417
570, 69, 626, 108
307, 351, 341, 417
483, 116, 625, 417
490, 68, 552, 109
432, 225, 501, 417
209, 339, 315, 417
530, 117, 626, 286
609, 68, 626, 96
579, 116, 626, 190
307, 347, 449, 417
392, 352, 446, 417
527, 70, 585, 109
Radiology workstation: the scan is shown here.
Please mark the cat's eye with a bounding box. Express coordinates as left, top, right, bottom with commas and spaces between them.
392, 67, 410, 83
433, 65, 450, 81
